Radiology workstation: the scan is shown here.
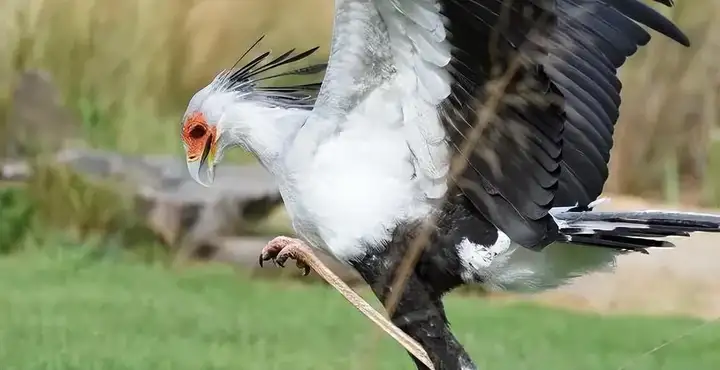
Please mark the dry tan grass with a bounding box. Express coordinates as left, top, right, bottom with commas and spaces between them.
0, 0, 332, 154
608, 1, 720, 203
1, 0, 717, 196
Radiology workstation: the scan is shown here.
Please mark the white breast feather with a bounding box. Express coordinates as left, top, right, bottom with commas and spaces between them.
285, 0, 457, 261
292, 86, 433, 260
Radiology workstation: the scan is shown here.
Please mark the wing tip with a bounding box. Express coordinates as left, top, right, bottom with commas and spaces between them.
651, 0, 692, 47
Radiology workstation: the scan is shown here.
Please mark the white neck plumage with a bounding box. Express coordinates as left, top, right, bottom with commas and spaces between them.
219, 101, 311, 175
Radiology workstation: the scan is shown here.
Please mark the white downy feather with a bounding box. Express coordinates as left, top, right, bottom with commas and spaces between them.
279, 0, 454, 261
456, 227, 622, 293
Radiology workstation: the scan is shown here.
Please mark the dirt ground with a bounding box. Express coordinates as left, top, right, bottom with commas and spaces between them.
520, 195, 720, 320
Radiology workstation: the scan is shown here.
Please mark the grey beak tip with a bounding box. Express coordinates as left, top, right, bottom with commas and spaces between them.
186, 159, 215, 187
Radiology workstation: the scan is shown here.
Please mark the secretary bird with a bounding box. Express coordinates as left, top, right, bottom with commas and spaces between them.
180, 0, 719, 369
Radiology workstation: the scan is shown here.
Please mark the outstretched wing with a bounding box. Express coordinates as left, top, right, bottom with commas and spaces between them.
311, 0, 568, 250
545, 0, 689, 207
437, 0, 567, 250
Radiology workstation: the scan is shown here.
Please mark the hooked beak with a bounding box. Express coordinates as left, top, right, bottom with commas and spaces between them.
186, 137, 215, 187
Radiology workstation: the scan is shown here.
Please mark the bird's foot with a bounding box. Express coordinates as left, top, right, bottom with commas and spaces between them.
258, 236, 312, 276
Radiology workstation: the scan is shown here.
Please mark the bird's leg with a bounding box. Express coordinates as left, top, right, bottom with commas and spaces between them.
350, 246, 478, 370
257, 236, 435, 369
375, 273, 476, 370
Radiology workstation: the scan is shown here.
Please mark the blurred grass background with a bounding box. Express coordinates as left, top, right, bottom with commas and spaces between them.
0, 0, 718, 202
0, 0, 717, 249
0, 0, 334, 250
0, 0, 332, 155
0, 1, 719, 368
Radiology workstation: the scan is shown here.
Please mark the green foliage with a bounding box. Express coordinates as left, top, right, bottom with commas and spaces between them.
26, 161, 131, 236
0, 186, 35, 254
1, 161, 166, 260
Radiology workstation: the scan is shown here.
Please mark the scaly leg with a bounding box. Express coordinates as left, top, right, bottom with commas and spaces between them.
257, 236, 435, 370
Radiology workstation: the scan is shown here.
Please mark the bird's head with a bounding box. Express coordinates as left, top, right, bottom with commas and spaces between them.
181, 78, 243, 187
181, 107, 220, 187
180, 36, 326, 187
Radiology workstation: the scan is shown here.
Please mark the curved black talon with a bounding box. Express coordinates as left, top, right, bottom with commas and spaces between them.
275, 252, 291, 268
259, 253, 277, 268
297, 261, 310, 276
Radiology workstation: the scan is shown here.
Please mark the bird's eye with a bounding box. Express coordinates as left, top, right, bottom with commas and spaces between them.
188, 125, 206, 139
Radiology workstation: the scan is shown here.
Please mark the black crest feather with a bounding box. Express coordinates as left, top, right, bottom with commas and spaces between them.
216, 36, 327, 109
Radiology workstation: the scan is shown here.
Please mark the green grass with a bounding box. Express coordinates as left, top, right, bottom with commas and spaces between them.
0, 249, 718, 370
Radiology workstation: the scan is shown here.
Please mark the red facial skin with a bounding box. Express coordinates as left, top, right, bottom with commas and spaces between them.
181, 112, 216, 161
